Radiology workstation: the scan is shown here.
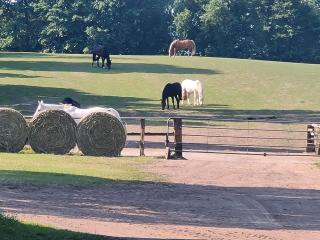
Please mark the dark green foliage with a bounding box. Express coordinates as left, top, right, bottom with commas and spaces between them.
0, 0, 319, 62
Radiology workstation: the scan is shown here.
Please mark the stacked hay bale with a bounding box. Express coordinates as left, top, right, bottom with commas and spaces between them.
29, 110, 77, 154
0, 108, 28, 153
77, 112, 126, 156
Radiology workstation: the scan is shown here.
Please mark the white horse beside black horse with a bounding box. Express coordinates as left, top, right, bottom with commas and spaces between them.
160, 79, 204, 110
181, 79, 204, 106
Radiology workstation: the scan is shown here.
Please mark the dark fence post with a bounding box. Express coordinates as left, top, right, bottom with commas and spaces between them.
174, 118, 183, 158
306, 125, 315, 153
140, 118, 145, 156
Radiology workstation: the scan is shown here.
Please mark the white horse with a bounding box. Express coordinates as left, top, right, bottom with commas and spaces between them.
181, 79, 204, 106
34, 100, 121, 121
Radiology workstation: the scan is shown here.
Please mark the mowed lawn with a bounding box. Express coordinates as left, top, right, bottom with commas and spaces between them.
0, 52, 320, 239
0, 152, 157, 186
0, 52, 320, 120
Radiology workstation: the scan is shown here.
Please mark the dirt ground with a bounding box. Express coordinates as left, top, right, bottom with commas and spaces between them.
1, 150, 320, 240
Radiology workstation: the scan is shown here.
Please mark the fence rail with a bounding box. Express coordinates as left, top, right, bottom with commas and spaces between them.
23, 114, 320, 158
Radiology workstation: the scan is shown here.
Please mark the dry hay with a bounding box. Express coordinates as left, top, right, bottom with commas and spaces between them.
0, 108, 28, 153
29, 110, 77, 154
77, 112, 127, 156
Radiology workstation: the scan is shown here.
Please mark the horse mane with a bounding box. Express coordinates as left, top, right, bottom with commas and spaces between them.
169, 40, 178, 57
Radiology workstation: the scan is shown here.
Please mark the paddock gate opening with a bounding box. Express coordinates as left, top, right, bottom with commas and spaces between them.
123, 117, 320, 158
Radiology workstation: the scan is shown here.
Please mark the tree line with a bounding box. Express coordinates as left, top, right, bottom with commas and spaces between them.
1, 0, 319, 63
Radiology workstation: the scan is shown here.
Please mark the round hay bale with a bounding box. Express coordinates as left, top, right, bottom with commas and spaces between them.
77, 112, 126, 156
0, 108, 28, 153
29, 110, 77, 154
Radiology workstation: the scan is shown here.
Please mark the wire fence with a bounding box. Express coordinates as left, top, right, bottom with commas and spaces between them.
165, 118, 318, 157
22, 114, 319, 157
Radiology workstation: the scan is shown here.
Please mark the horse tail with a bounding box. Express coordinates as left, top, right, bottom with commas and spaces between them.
169, 40, 176, 57
196, 80, 204, 105
191, 40, 196, 56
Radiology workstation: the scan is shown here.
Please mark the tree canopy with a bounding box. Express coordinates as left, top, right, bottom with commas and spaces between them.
0, 0, 319, 63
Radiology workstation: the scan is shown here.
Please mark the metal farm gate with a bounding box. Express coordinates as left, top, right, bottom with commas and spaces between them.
123, 117, 319, 158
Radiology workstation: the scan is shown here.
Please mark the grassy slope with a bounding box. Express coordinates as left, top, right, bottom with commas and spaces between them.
0, 52, 319, 237
0, 52, 319, 119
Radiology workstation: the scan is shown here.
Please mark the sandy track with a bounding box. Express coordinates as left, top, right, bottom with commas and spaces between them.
1, 152, 320, 239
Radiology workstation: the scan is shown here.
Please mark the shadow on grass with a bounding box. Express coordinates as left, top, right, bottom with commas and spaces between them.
0, 73, 45, 79
0, 214, 177, 240
1, 84, 320, 124
0, 52, 50, 58
1, 170, 320, 231
0, 60, 218, 75
0, 84, 155, 116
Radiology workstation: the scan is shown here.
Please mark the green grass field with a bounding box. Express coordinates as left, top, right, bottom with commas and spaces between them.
0, 214, 121, 240
0, 52, 320, 238
1, 52, 319, 121
0, 152, 157, 186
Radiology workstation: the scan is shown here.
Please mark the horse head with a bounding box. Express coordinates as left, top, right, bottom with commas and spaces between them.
34, 100, 44, 116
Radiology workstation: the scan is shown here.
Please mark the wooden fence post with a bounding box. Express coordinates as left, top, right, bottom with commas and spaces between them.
174, 118, 183, 158
140, 118, 145, 156
306, 124, 315, 153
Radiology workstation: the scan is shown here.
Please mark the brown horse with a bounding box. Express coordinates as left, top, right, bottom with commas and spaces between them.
169, 39, 196, 57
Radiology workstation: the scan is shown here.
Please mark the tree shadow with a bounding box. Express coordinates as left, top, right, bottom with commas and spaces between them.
0, 84, 155, 116
1, 170, 320, 231
125, 140, 305, 154
0, 60, 218, 75
0, 73, 45, 79
1, 84, 319, 125
0, 52, 50, 58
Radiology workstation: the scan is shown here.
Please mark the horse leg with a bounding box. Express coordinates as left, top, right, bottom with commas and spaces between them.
97, 56, 101, 67
101, 57, 105, 68
193, 91, 197, 106
175, 96, 180, 109
166, 98, 169, 109
181, 89, 184, 105
92, 54, 95, 67
171, 97, 175, 109
187, 93, 191, 105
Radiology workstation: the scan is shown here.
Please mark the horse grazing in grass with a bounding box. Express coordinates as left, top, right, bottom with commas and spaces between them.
91, 44, 112, 69
169, 39, 196, 57
181, 79, 204, 106
34, 100, 120, 121
62, 97, 81, 108
161, 82, 182, 110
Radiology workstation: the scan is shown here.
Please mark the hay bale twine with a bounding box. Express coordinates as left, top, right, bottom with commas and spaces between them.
77, 112, 126, 156
29, 110, 77, 154
0, 108, 28, 153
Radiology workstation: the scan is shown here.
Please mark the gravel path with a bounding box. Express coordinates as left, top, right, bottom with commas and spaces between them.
1, 152, 320, 239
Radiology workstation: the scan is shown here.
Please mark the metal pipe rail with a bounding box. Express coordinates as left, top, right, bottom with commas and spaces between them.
182, 134, 308, 141
182, 125, 307, 133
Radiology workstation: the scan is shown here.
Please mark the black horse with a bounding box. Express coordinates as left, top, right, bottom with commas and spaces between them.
161, 82, 182, 110
92, 44, 112, 70
62, 97, 81, 108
